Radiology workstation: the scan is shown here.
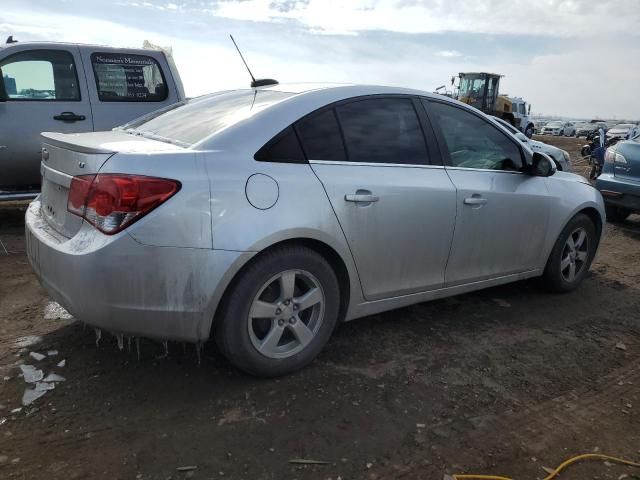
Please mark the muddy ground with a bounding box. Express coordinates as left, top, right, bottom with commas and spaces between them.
0, 136, 639, 480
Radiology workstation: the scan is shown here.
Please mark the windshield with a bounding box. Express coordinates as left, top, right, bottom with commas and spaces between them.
126, 89, 296, 146
547, 121, 563, 127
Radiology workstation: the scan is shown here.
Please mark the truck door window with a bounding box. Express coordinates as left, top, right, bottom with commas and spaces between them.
91, 52, 168, 102
0, 49, 80, 101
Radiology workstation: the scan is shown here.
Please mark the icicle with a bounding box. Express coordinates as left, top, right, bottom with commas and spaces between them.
195, 342, 202, 366
182, 343, 187, 356
127, 336, 132, 352
116, 334, 124, 351
94, 328, 102, 347
156, 340, 169, 360
135, 337, 141, 361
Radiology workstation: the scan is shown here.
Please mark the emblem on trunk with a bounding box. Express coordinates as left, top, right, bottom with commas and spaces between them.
78, 161, 86, 168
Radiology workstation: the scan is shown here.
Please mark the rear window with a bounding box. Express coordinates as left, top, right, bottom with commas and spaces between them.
129, 90, 295, 146
91, 52, 167, 102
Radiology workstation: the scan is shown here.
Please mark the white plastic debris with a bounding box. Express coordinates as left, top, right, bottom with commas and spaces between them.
43, 301, 73, 320
10, 408, 22, 414
22, 388, 47, 406
47, 350, 59, 357
35, 382, 55, 392
19, 365, 44, 384
29, 352, 46, 361
42, 373, 65, 383
56, 359, 66, 368
13, 335, 42, 349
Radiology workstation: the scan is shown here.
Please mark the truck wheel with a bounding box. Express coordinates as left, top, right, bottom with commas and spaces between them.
215, 245, 340, 377
605, 205, 631, 223
542, 214, 597, 293
525, 124, 534, 138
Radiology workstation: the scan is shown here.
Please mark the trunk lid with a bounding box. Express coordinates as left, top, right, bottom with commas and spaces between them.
39, 131, 185, 238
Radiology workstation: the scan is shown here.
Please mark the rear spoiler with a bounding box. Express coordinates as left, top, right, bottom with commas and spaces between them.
41, 132, 116, 155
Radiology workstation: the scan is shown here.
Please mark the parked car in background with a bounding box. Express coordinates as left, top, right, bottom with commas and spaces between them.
540, 121, 575, 136
26, 83, 605, 376
595, 133, 640, 221
606, 123, 637, 141
534, 121, 548, 134
492, 116, 572, 171
0, 39, 185, 200
576, 122, 608, 138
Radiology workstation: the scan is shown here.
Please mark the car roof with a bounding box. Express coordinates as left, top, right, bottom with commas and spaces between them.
194, 83, 462, 150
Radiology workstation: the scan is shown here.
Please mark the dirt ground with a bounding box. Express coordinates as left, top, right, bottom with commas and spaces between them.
1, 135, 639, 480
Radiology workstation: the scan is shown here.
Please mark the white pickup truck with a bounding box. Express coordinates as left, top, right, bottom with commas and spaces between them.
0, 38, 185, 200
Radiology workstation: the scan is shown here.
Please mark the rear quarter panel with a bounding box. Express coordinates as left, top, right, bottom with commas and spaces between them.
99, 150, 213, 249
201, 151, 365, 317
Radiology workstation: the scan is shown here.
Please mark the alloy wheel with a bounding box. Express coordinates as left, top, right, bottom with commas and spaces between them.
247, 269, 325, 359
560, 227, 589, 282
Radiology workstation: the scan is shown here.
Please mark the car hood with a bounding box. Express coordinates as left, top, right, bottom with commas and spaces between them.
608, 129, 629, 135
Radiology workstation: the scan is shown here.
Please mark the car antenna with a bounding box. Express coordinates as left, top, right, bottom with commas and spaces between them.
6, 36, 18, 44
229, 35, 278, 88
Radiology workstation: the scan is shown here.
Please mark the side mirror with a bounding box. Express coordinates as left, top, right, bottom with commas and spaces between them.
515, 132, 529, 143
531, 152, 556, 177
0, 68, 7, 102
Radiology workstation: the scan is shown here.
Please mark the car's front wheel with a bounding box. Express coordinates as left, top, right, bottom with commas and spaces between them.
542, 213, 597, 292
215, 245, 340, 377
525, 124, 534, 138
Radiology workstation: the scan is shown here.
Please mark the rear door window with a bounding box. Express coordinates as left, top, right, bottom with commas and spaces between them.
0, 49, 80, 101
295, 109, 346, 161
91, 52, 167, 102
336, 97, 428, 165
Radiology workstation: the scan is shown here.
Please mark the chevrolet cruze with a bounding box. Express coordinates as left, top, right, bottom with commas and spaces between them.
26, 84, 605, 376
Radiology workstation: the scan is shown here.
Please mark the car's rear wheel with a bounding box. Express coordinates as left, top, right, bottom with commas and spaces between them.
542, 213, 597, 292
605, 205, 631, 223
215, 246, 340, 377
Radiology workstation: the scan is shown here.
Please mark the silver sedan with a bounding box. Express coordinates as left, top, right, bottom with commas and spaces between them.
26, 84, 605, 376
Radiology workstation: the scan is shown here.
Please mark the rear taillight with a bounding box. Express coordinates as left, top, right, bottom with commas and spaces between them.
604, 148, 628, 165
604, 148, 616, 163
67, 174, 180, 234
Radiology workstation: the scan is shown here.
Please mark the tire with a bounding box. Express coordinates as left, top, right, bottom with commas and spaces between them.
559, 129, 564, 136
215, 245, 340, 377
605, 205, 631, 223
525, 124, 534, 138
542, 213, 597, 293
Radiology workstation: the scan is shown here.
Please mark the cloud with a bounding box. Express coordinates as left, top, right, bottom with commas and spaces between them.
204, 0, 640, 37
1, 0, 639, 118
434, 50, 462, 58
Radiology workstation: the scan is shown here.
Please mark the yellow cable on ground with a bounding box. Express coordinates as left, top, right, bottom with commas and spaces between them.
453, 453, 640, 480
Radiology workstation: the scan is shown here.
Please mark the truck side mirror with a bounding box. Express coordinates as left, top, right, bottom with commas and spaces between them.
0, 68, 7, 102
527, 104, 531, 115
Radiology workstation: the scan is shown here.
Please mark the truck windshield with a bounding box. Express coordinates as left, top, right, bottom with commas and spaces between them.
126, 89, 295, 146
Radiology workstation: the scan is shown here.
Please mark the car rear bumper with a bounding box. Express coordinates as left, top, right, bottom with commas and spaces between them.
25, 199, 251, 342
595, 174, 640, 212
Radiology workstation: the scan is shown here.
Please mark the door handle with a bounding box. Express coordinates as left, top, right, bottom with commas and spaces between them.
463, 196, 488, 206
53, 112, 86, 122
345, 193, 379, 203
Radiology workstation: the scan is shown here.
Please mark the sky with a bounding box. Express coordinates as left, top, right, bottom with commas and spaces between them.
1, 0, 639, 119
